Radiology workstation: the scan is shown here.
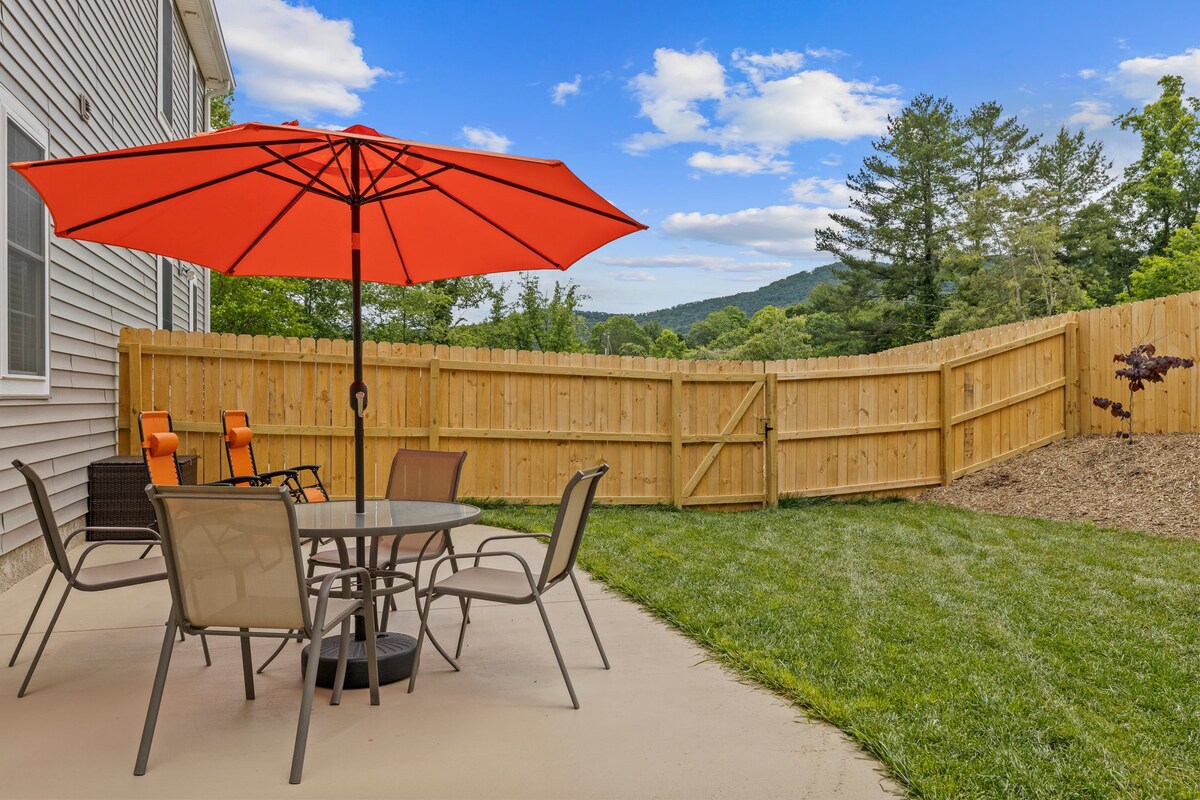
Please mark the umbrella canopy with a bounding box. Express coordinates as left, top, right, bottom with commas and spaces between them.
13, 122, 645, 284
13, 121, 646, 512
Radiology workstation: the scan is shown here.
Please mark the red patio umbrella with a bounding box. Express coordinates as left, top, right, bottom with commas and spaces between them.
12, 121, 646, 512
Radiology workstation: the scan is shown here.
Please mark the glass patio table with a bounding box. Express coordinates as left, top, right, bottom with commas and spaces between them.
293, 499, 482, 689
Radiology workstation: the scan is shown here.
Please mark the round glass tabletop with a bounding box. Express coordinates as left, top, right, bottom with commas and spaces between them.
293, 499, 481, 538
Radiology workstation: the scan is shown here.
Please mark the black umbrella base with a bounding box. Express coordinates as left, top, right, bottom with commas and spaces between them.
300, 632, 417, 689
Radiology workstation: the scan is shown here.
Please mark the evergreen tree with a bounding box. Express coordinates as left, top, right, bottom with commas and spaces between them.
817, 95, 968, 343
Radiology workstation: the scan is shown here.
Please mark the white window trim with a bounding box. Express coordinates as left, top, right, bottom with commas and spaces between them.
0, 83, 51, 400
156, 0, 174, 136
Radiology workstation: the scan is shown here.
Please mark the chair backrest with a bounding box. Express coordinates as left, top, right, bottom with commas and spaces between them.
146, 484, 311, 635
383, 449, 467, 556
11, 460, 70, 577
139, 411, 182, 486
385, 449, 467, 502
538, 464, 608, 591
221, 409, 259, 479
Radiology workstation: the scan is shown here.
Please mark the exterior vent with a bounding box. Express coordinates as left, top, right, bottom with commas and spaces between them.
77, 92, 92, 122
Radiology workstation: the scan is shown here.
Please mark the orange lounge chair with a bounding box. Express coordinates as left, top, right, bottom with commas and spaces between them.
139, 411, 255, 487
221, 410, 328, 502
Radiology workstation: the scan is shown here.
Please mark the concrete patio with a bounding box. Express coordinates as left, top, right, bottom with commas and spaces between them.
0, 524, 898, 799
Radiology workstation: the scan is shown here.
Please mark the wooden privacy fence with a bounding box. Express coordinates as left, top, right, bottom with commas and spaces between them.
115, 290, 1200, 508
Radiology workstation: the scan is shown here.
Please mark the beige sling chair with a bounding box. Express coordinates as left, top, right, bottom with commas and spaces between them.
136, 484, 380, 784
8, 459, 168, 698
408, 464, 611, 709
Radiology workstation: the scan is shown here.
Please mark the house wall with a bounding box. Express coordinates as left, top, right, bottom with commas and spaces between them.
0, 0, 218, 586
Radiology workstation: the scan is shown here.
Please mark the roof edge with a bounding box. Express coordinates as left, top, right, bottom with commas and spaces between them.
175, 0, 235, 94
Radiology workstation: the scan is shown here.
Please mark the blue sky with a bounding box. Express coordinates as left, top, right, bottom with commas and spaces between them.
214, 0, 1200, 314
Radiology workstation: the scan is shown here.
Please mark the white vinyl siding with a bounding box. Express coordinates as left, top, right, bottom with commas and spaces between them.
0, 0, 213, 556
158, 0, 174, 128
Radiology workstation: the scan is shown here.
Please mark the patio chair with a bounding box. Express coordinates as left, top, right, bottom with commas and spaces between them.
408, 464, 610, 709
257, 449, 468, 674
7, 459, 167, 698
307, 449, 468, 628
136, 484, 380, 785
222, 409, 329, 502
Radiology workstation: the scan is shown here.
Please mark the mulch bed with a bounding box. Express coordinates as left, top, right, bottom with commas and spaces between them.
919, 433, 1200, 539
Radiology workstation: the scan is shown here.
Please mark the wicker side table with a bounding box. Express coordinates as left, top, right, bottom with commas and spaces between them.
86, 455, 198, 539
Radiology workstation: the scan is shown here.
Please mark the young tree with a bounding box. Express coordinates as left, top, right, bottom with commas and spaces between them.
1116, 75, 1200, 253
687, 306, 749, 348
817, 95, 968, 341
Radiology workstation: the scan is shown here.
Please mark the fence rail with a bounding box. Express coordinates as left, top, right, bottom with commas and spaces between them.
116, 290, 1200, 507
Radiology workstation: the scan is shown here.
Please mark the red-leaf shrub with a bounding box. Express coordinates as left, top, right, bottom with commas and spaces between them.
1092, 343, 1194, 441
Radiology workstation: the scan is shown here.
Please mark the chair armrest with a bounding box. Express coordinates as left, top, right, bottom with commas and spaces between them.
426, 550, 538, 593
474, 532, 546, 566
287, 464, 322, 474
207, 475, 262, 486
314, 566, 372, 631
256, 469, 300, 482
79, 526, 159, 540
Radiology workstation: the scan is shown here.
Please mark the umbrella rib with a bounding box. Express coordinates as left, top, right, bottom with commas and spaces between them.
391, 160, 561, 268
260, 144, 349, 199
57, 142, 339, 238
226, 146, 348, 274
360, 167, 453, 205
254, 169, 346, 203
359, 155, 414, 285
361, 145, 411, 198
363, 141, 645, 229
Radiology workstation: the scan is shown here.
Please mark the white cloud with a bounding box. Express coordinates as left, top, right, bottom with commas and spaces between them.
820, 153, 842, 167
661, 205, 840, 258
606, 270, 657, 282
787, 177, 853, 206
1078, 69, 1097, 79
216, 0, 386, 119
1066, 100, 1113, 130
552, 74, 582, 105
1111, 47, 1200, 101
731, 49, 806, 85
595, 254, 792, 273
623, 48, 901, 164
687, 150, 791, 175
461, 126, 513, 153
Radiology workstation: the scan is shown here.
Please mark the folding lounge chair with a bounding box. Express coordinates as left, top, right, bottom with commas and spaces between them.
8, 460, 168, 698
408, 464, 611, 709
136, 484, 380, 784
139, 411, 256, 488
222, 409, 328, 502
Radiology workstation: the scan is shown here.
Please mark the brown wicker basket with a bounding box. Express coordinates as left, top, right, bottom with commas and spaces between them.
86, 455, 198, 539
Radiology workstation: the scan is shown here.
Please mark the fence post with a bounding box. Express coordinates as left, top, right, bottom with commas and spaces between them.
940, 362, 954, 485
671, 371, 683, 509
127, 342, 143, 456
1064, 319, 1080, 438
764, 371, 779, 508
428, 357, 440, 449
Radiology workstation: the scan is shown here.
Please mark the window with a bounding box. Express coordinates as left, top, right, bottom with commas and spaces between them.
159, 257, 174, 330
158, 0, 174, 127
1, 86, 49, 398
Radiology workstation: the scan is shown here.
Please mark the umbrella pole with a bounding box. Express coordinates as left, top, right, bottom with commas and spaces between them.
350, 142, 368, 641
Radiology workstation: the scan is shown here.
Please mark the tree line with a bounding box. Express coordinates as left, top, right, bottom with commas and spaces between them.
208, 76, 1200, 359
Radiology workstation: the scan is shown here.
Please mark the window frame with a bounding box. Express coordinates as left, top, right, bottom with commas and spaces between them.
0, 84, 51, 399
188, 273, 199, 331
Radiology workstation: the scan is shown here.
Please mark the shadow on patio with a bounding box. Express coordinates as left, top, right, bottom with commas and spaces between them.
0, 524, 897, 799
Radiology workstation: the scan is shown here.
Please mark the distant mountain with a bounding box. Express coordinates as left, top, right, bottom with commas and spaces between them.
579, 264, 840, 333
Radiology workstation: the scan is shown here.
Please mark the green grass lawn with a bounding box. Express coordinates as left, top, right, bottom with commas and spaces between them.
478, 499, 1200, 800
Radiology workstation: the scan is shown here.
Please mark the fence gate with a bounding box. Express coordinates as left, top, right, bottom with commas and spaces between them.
673, 373, 769, 507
